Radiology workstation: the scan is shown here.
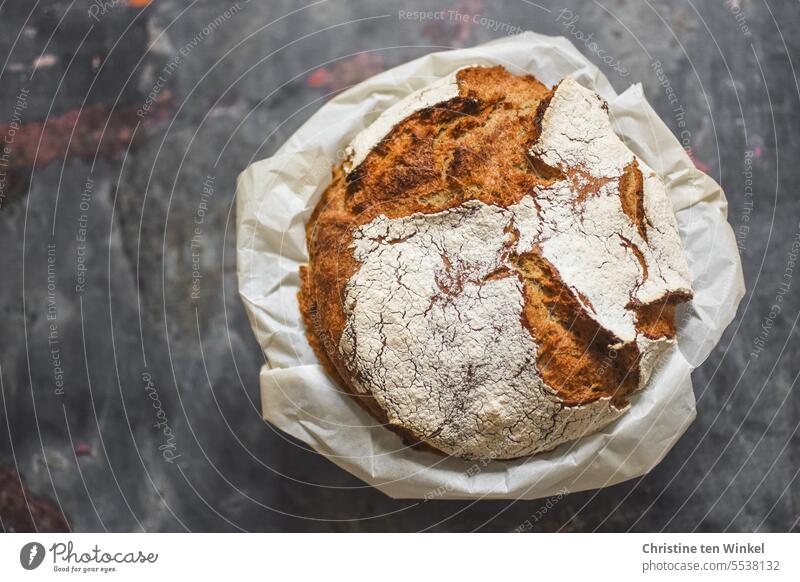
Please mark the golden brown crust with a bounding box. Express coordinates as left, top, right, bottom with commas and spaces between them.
619, 159, 648, 242
510, 250, 640, 408
298, 66, 688, 455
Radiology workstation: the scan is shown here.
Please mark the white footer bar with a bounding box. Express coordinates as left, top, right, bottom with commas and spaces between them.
1, 533, 797, 581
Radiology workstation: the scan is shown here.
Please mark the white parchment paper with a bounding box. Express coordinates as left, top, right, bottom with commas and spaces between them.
236, 32, 745, 500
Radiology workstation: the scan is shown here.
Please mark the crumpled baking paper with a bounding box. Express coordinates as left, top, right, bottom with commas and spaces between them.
236, 32, 745, 500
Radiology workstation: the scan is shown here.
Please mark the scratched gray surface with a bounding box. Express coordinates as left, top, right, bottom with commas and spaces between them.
0, 0, 798, 532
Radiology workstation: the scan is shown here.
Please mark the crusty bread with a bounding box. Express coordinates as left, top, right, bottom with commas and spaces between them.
299, 66, 693, 460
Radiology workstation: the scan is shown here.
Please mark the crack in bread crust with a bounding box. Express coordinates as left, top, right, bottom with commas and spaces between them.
299, 66, 693, 459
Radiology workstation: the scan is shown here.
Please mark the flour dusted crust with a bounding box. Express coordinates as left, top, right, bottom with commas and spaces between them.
299, 67, 693, 460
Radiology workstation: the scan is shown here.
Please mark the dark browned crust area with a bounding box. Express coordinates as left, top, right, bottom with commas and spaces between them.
630, 291, 693, 340
298, 66, 689, 451
619, 159, 648, 242
510, 251, 640, 408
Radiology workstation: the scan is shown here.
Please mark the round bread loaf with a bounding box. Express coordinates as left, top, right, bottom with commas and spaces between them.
299, 66, 693, 460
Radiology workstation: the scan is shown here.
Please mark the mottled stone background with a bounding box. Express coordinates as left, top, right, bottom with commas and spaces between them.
0, 0, 797, 532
